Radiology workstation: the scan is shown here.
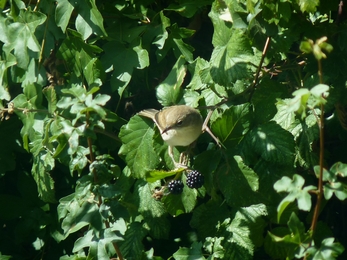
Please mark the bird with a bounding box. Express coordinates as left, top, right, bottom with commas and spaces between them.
138, 105, 203, 168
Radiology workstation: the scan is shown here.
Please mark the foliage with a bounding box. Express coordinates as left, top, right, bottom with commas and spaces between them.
1, 0, 347, 259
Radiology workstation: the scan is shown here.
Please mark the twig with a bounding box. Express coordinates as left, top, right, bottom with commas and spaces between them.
248, 37, 271, 101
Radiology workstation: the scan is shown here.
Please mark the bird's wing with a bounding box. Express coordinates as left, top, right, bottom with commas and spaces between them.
138, 109, 159, 120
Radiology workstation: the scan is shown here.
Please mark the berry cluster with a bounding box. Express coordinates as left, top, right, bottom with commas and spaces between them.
186, 170, 204, 189
167, 180, 184, 194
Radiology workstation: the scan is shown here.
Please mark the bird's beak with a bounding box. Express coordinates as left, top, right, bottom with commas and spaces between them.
161, 126, 171, 135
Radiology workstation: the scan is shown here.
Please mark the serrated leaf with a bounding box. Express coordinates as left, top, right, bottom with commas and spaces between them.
183, 90, 201, 107
31, 149, 56, 203
120, 222, 147, 260
136, 180, 166, 217
173, 242, 205, 260
163, 175, 197, 216
73, 227, 123, 257
186, 57, 209, 90
119, 116, 159, 179
216, 155, 260, 207
217, 204, 267, 260
298, 0, 319, 13
207, 20, 258, 86
211, 104, 250, 144
191, 199, 230, 238
245, 121, 295, 165
203, 237, 225, 259
156, 56, 186, 106
273, 99, 298, 132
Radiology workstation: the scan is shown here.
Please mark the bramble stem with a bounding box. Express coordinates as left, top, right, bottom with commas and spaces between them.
310, 59, 325, 234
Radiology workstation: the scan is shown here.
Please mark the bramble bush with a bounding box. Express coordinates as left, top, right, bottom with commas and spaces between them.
0, 0, 347, 259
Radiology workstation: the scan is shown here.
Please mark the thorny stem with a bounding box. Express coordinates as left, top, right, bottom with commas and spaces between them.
310, 59, 325, 235
248, 36, 271, 101
201, 37, 272, 111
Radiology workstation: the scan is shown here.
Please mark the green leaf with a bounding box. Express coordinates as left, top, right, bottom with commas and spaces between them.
172, 242, 205, 260
166, 0, 212, 18
83, 57, 105, 88
162, 174, 197, 216
268, 212, 310, 259
56, 0, 107, 39
31, 149, 56, 203
190, 199, 230, 239
314, 164, 347, 201
101, 39, 149, 95
153, 11, 170, 49
119, 116, 160, 179
183, 90, 201, 107
146, 168, 185, 182
73, 226, 124, 258
306, 237, 344, 260
136, 180, 166, 217
273, 99, 298, 132
23, 83, 43, 108
0, 54, 16, 101
120, 222, 147, 260
245, 121, 295, 165
274, 174, 316, 222
208, 7, 258, 86
186, 57, 210, 90
298, 0, 319, 13
203, 237, 225, 259
60, 188, 103, 237
57, 31, 103, 78
211, 103, 250, 145
216, 155, 260, 207
42, 86, 57, 114
1, 10, 46, 69
330, 162, 347, 177
217, 204, 268, 260
289, 88, 311, 118
55, 0, 74, 33
173, 38, 194, 62
156, 56, 186, 106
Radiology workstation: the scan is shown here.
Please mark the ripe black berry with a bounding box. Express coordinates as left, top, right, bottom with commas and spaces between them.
167, 180, 184, 194
186, 170, 204, 189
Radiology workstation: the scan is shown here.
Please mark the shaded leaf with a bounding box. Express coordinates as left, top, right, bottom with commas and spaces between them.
119, 116, 160, 179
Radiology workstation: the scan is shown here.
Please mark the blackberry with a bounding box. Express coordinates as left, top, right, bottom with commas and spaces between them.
167, 180, 184, 194
186, 170, 204, 189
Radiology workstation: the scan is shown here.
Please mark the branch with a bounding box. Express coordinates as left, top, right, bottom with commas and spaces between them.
310, 59, 325, 234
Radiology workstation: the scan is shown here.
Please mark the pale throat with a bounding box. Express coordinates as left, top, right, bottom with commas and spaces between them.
161, 126, 201, 147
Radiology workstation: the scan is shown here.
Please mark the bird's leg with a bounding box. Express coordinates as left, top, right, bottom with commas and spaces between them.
168, 146, 188, 169
179, 151, 189, 166
202, 109, 223, 147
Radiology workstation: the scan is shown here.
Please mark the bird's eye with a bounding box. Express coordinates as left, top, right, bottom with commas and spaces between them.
176, 120, 183, 126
